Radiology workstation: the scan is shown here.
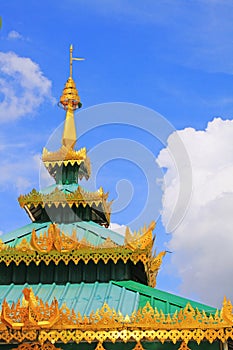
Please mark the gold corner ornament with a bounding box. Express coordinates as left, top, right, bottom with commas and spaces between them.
124, 221, 155, 250
1, 291, 233, 346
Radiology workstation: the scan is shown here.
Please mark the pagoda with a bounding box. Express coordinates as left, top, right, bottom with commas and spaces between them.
0, 46, 233, 350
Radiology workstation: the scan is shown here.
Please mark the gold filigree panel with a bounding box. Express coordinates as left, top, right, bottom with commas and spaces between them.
0, 328, 231, 346
3, 328, 230, 345
13, 342, 61, 350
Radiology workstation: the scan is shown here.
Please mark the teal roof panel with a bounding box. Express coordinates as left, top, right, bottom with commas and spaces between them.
0, 282, 139, 316
39, 184, 80, 195
1, 222, 48, 244
2, 220, 124, 247
0, 281, 217, 318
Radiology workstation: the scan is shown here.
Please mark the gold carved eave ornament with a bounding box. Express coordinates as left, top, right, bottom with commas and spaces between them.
42, 145, 91, 181
0, 222, 164, 287
1, 291, 233, 346
18, 186, 111, 213
42, 145, 87, 162
42, 146, 90, 174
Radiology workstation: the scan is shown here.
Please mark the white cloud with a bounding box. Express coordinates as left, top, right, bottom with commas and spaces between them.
156, 118, 233, 306
0, 151, 42, 194
0, 51, 54, 122
109, 223, 127, 236
7, 30, 23, 40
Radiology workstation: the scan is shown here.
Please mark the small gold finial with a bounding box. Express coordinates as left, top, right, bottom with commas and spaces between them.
69, 44, 84, 78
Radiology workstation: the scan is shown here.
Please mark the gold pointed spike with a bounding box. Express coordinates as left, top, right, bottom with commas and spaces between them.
95, 343, 106, 350
178, 342, 191, 350
133, 343, 144, 350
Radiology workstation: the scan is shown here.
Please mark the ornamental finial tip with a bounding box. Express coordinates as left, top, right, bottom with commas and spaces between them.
69, 44, 84, 78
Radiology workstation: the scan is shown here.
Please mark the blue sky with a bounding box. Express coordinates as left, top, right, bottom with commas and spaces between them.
1, 1, 233, 306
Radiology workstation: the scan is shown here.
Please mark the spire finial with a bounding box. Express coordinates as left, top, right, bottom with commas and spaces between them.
69, 44, 84, 78
58, 45, 85, 149
59, 44, 84, 111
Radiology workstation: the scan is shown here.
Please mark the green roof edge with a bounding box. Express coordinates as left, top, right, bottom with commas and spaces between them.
113, 280, 217, 314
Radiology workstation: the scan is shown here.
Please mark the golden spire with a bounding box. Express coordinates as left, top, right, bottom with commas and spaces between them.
59, 44, 85, 149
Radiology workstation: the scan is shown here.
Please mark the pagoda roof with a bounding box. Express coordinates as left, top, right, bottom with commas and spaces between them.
0, 280, 216, 317
2, 220, 124, 247
0, 221, 165, 288
18, 184, 112, 225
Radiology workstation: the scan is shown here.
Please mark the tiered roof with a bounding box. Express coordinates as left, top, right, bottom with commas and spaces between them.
0, 45, 232, 350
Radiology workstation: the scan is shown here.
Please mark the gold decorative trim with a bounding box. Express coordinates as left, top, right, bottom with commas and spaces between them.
0, 247, 151, 277
18, 187, 110, 209
0, 295, 233, 345
0, 328, 231, 345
